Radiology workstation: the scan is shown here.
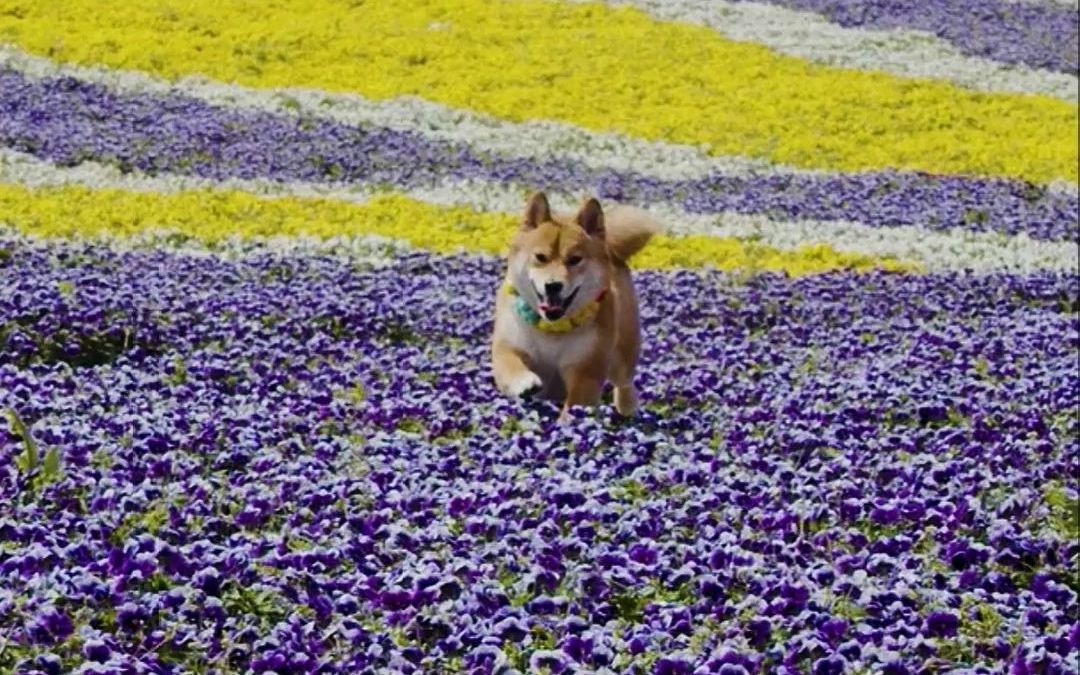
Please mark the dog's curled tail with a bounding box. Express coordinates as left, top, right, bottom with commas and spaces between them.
604, 205, 661, 263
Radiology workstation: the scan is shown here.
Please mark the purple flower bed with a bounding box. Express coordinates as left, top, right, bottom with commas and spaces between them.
2, 69, 1077, 242
736, 0, 1080, 75
1, 235, 1077, 673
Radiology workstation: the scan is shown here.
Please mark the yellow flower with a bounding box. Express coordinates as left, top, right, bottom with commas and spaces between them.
0, 182, 916, 276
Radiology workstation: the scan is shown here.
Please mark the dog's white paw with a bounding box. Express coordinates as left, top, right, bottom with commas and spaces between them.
506, 372, 543, 398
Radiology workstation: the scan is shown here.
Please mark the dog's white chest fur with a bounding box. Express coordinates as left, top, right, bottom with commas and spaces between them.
503, 312, 597, 377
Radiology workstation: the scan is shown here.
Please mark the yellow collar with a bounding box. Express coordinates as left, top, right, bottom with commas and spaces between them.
502, 282, 604, 333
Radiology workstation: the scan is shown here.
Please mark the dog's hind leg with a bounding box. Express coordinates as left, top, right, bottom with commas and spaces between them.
613, 382, 639, 417
611, 325, 640, 418
611, 364, 639, 418
610, 268, 642, 418
558, 365, 605, 423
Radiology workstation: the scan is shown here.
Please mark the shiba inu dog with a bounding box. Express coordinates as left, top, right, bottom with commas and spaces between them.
490, 191, 659, 422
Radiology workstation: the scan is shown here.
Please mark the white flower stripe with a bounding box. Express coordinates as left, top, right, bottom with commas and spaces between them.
585, 0, 1078, 103
1008, 0, 1077, 7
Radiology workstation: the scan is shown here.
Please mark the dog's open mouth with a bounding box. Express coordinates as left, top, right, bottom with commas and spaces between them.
538, 286, 579, 321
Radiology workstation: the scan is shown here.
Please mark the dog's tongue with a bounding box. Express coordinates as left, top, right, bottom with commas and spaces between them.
539, 303, 565, 320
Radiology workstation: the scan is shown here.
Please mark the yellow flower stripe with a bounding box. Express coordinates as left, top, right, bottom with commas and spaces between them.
0, 0, 1075, 184
0, 183, 913, 276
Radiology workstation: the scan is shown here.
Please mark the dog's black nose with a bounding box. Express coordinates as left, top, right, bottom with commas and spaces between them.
544, 281, 564, 297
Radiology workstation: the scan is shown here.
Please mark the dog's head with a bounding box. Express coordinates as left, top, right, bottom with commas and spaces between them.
507, 191, 610, 322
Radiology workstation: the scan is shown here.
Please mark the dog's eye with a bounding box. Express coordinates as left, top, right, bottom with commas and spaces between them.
534, 253, 548, 264
565, 255, 582, 266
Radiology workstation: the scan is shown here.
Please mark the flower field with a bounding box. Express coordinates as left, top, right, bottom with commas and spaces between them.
0, 1, 1078, 673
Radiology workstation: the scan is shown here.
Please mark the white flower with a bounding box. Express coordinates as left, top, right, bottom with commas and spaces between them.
582, 0, 1078, 102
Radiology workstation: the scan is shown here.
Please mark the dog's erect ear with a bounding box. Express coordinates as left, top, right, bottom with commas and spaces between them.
574, 197, 605, 239
522, 191, 552, 230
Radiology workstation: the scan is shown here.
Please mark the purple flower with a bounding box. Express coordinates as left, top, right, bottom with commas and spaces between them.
813, 654, 848, 675
493, 616, 529, 643
82, 639, 111, 663
923, 611, 960, 638
27, 608, 73, 645
629, 544, 659, 566
529, 650, 568, 673
1, 232, 1076, 673
746, 619, 773, 647
559, 634, 594, 662
819, 618, 848, 645
654, 655, 693, 675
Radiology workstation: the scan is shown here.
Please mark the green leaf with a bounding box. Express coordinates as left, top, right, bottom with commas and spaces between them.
1044, 482, 1080, 542
41, 446, 62, 483
7, 408, 39, 475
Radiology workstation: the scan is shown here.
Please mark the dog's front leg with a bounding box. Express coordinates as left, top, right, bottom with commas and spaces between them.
492, 340, 543, 398
557, 366, 605, 423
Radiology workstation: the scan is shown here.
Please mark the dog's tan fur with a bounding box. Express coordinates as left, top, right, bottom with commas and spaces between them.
490, 191, 658, 422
